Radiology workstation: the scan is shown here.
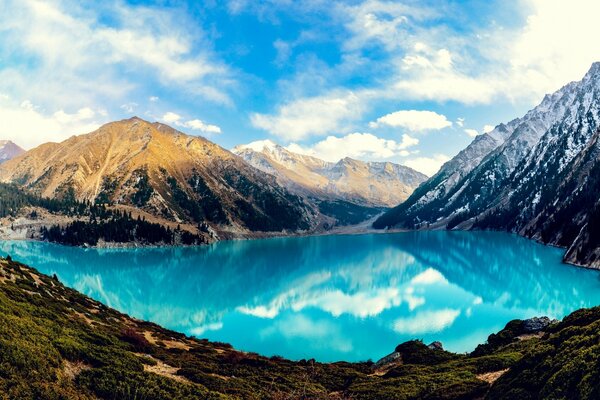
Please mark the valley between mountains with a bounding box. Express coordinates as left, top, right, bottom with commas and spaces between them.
1, 64, 600, 271
0, 62, 600, 400
0, 117, 426, 247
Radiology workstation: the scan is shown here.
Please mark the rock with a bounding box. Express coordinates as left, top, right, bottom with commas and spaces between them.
521, 316, 555, 333
374, 351, 401, 368
428, 341, 444, 351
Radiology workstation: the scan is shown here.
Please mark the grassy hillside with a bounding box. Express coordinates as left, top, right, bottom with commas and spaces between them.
1, 255, 600, 399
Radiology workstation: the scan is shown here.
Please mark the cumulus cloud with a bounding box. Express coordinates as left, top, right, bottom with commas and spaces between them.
403, 154, 450, 176
370, 110, 452, 132
250, 91, 364, 141
0, 98, 103, 148
464, 129, 479, 138
183, 119, 222, 134
483, 124, 495, 133
287, 132, 418, 162
160, 112, 222, 134
341, 1, 435, 52
162, 112, 182, 123
507, 0, 600, 97
0, 0, 232, 145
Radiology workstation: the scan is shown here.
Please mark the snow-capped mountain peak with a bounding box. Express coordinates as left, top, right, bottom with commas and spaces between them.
233, 141, 427, 207
374, 62, 600, 268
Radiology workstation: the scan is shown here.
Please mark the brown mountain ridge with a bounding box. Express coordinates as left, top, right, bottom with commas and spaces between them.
0, 117, 316, 238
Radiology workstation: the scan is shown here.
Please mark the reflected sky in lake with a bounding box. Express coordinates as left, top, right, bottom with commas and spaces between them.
2, 231, 600, 362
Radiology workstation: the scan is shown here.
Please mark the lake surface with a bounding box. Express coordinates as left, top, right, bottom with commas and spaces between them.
1, 231, 600, 362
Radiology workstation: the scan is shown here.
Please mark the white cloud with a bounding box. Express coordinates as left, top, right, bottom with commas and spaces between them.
506, 0, 600, 97
236, 305, 279, 319
161, 112, 221, 134
287, 132, 418, 162
456, 117, 465, 127
464, 129, 480, 138
149, 96, 159, 102
388, 0, 600, 105
403, 154, 450, 176
183, 119, 222, 134
162, 112, 182, 123
53, 107, 95, 124
370, 110, 452, 132
393, 308, 460, 334
483, 124, 495, 134
393, 69, 500, 104
341, 1, 435, 52
0, 98, 103, 148
120, 103, 138, 113
250, 91, 363, 141
0, 0, 232, 144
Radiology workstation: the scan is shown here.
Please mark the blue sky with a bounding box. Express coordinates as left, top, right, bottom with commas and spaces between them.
1, 0, 599, 175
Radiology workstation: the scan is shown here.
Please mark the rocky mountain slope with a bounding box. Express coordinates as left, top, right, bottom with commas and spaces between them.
0, 140, 24, 163
374, 63, 600, 268
3, 254, 600, 399
233, 140, 427, 207
0, 118, 316, 238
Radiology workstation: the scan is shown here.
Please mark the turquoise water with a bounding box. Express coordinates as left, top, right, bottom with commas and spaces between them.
1, 231, 600, 362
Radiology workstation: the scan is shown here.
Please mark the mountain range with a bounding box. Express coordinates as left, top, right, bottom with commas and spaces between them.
375, 62, 600, 268
233, 140, 427, 208
0, 118, 317, 239
0, 118, 428, 243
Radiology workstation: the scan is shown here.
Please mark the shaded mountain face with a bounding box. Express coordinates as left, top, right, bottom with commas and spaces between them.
0, 118, 315, 234
233, 140, 428, 207
0, 140, 24, 163
374, 63, 600, 267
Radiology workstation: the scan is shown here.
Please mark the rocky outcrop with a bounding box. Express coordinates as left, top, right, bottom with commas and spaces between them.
521, 317, 555, 333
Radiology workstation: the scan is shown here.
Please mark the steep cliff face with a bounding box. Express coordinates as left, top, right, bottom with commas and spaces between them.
233, 140, 427, 207
374, 63, 600, 268
0, 118, 316, 234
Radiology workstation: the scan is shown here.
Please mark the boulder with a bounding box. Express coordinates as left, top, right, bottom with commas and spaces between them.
522, 316, 555, 333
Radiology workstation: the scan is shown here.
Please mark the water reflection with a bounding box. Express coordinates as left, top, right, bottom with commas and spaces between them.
1, 231, 599, 362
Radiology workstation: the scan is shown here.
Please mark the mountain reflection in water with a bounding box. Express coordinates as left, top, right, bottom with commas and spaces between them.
2, 231, 599, 362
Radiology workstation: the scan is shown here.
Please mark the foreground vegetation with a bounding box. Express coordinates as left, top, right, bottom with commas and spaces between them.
1, 256, 600, 399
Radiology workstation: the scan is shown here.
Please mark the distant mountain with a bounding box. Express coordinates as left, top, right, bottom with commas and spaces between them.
0, 140, 24, 163
233, 140, 428, 208
0, 117, 316, 236
374, 62, 600, 268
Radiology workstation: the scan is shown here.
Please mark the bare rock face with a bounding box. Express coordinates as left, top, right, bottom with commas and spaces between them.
233, 140, 427, 208
0, 118, 316, 235
427, 341, 444, 351
521, 317, 555, 333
